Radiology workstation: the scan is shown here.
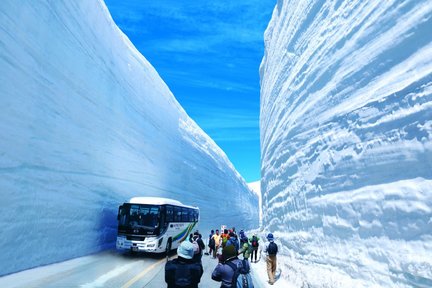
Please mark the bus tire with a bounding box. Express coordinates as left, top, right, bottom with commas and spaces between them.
166, 239, 172, 256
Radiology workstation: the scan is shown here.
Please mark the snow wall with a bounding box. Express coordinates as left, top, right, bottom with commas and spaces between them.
260, 0, 432, 287
0, 1, 258, 276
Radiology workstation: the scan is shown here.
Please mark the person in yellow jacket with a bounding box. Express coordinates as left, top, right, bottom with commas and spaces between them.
211, 229, 221, 259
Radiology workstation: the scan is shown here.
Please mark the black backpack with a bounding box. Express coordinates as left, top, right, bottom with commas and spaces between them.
226, 259, 254, 288
209, 237, 215, 249
173, 262, 193, 287
267, 242, 278, 255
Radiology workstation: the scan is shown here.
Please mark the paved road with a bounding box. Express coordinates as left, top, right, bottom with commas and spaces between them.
0, 249, 266, 288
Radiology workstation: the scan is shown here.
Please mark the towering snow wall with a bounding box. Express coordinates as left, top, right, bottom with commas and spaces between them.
0, 0, 258, 275
260, 0, 432, 286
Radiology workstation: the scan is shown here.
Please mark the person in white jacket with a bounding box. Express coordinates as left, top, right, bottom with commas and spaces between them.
264, 233, 278, 285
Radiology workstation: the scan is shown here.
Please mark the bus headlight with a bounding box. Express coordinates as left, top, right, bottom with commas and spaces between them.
117, 236, 126, 246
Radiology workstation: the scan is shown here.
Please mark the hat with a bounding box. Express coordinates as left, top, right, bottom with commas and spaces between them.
222, 245, 237, 260
267, 233, 274, 241
177, 241, 194, 259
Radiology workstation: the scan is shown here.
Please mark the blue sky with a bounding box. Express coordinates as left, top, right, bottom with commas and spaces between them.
104, 0, 275, 182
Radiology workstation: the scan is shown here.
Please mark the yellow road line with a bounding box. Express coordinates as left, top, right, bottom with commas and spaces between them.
121, 258, 166, 288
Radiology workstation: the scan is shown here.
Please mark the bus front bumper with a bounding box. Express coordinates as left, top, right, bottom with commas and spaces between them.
116, 236, 162, 252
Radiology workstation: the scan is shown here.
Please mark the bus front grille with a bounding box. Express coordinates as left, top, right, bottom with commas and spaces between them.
127, 236, 145, 241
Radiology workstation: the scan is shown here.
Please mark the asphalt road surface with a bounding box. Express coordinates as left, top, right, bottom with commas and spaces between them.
0, 249, 266, 288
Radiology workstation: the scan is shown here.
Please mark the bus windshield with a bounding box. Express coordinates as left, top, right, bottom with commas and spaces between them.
119, 204, 160, 230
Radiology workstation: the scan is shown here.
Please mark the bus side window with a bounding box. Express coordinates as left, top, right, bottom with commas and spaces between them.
181, 207, 188, 222
174, 207, 181, 222
160, 206, 167, 228
166, 206, 173, 222
187, 208, 193, 222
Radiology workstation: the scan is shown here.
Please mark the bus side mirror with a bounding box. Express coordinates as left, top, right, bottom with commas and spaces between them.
117, 206, 123, 221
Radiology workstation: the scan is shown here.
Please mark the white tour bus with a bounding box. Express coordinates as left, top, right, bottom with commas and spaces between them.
116, 197, 199, 254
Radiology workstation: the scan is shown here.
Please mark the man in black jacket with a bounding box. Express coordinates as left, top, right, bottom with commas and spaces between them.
165, 241, 204, 288
192, 231, 206, 263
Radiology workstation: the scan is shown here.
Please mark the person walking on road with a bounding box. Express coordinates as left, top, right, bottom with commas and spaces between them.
226, 231, 240, 252
165, 241, 203, 288
221, 229, 230, 248
212, 229, 221, 259
239, 230, 247, 246
192, 231, 205, 263
238, 236, 251, 262
211, 245, 252, 287
249, 234, 260, 263
264, 233, 278, 285
208, 229, 215, 255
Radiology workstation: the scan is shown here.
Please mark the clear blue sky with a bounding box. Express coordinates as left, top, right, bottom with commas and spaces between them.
105, 0, 275, 182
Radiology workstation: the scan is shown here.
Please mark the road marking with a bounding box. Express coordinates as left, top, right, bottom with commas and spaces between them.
81, 262, 137, 288
121, 258, 166, 288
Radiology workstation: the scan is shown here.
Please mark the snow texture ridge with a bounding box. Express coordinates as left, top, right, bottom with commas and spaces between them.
260, 0, 432, 287
0, 0, 257, 275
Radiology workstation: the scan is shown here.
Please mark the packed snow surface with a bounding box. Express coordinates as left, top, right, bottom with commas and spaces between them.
260, 0, 432, 287
0, 0, 257, 276
248, 181, 262, 227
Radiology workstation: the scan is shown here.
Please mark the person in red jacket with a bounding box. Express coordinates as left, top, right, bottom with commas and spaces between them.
220, 229, 230, 248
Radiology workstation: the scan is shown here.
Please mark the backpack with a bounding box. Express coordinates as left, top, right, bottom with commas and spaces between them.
171, 261, 193, 287
251, 236, 258, 248
232, 237, 240, 251
209, 237, 215, 249
197, 238, 205, 250
226, 237, 239, 250
267, 242, 278, 255
242, 243, 251, 259
226, 259, 254, 288
192, 240, 200, 255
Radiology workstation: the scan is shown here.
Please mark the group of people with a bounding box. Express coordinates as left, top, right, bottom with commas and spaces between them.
208, 228, 260, 263
165, 227, 279, 287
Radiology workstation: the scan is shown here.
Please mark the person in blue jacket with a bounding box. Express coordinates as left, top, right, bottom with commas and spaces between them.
212, 245, 240, 287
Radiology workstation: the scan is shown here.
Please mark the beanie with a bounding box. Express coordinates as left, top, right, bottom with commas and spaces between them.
177, 241, 194, 259
222, 245, 237, 260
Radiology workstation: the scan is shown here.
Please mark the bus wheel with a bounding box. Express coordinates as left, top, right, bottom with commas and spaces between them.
166, 239, 172, 256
